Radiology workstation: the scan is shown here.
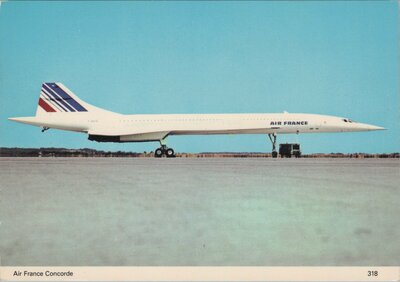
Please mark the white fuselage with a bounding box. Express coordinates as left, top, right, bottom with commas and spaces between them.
8, 82, 385, 154
10, 112, 385, 143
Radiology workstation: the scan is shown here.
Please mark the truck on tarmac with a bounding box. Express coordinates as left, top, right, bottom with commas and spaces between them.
279, 143, 301, 158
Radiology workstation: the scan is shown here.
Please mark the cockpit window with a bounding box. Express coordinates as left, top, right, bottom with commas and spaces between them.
343, 118, 356, 123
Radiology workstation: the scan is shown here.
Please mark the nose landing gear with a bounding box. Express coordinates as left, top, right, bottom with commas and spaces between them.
268, 133, 278, 158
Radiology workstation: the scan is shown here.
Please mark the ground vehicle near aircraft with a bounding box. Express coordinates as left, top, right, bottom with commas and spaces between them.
279, 143, 301, 158
9, 83, 385, 158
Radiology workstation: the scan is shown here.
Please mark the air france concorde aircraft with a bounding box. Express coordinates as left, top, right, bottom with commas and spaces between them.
9, 82, 385, 158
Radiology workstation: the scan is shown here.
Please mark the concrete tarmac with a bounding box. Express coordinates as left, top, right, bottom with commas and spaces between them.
0, 158, 399, 266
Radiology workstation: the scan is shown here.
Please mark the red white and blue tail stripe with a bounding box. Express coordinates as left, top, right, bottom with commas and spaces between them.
38, 83, 88, 113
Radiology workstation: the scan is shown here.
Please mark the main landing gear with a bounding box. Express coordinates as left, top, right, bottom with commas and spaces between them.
154, 139, 176, 158
41, 126, 50, 133
155, 145, 175, 158
268, 133, 278, 158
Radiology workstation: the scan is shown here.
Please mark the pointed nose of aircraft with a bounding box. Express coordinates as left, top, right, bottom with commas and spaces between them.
357, 123, 386, 131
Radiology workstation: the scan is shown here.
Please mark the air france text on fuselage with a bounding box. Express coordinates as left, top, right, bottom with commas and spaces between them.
270, 121, 308, 126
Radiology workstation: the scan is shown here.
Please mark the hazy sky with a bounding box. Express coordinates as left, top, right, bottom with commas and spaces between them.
0, 1, 398, 153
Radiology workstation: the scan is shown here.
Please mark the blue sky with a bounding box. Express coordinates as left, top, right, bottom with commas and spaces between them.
0, 1, 398, 153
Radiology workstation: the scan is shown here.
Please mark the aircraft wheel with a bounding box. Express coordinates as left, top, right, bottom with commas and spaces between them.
155, 148, 163, 158
166, 148, 175, 158
272, 151, 278, 158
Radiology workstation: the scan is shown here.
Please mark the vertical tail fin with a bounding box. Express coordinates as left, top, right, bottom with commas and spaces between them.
37, 82, 90, 116
36, 82, 119, 117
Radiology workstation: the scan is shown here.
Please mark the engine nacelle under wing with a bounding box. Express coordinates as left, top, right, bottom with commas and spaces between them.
88, 129, 170, 143
88, 135, 121, 142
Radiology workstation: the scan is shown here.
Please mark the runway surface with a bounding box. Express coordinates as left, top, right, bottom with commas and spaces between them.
0, 157, 399, 266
